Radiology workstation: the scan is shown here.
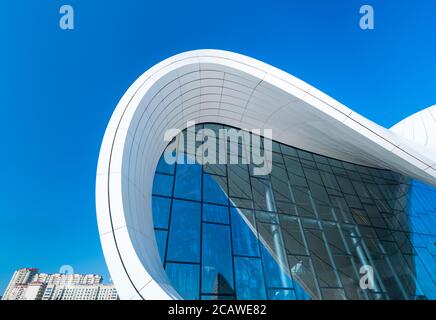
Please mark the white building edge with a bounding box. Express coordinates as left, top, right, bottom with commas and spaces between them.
95, 49, 436, 300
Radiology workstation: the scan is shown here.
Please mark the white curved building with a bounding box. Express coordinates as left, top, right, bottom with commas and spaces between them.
391, 105, 436, 160
96, 50, 436, 300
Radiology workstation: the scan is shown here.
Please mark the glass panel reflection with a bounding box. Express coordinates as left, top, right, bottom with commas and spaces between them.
201, 223, 234, 296
151, 123, 436, 300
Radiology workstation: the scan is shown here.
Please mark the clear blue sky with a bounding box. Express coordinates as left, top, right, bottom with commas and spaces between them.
1, 0, 435, 293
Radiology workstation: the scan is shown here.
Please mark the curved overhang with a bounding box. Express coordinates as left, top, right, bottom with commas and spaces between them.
390, 105, 436, 160
96, 49, 436, 300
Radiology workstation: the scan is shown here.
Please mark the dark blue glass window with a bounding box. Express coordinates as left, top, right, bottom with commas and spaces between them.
201, 295, 235, 300
166, 263, 200, 300
152, 196, 171, 229
294, 284, 311, 300
203, 174, 228, 205
230, 207, 259, 257
156, 153, 175, 175
203, 204, 229, 225
268, 289, 296, 300
152, 173, 173, 197
234, 257, 267, 300
201, 223, 234, 295
152, 123, 436, 300
174, 162, 202, 201
166, 200, 201, 263
261, 246, 294, 289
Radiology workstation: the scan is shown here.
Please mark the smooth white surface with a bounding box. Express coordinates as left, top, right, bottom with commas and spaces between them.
96, 49, 436, 300
391, 105, 436, 161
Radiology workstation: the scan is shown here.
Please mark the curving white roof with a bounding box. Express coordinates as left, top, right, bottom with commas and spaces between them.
96, 49, 436, 300
390, 105, 436, 160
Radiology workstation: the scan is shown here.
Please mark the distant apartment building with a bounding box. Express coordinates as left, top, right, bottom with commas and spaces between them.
41, 283, 118, 300
4, 282, 46, 300
2, 268, 39, 300
1, 268, 118, 300
33, 272, 102, 286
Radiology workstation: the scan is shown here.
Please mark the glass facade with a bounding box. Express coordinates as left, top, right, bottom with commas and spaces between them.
151, 123, 436, 300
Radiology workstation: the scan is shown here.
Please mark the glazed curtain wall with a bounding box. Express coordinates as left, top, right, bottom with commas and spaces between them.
151, 123, 436, 300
